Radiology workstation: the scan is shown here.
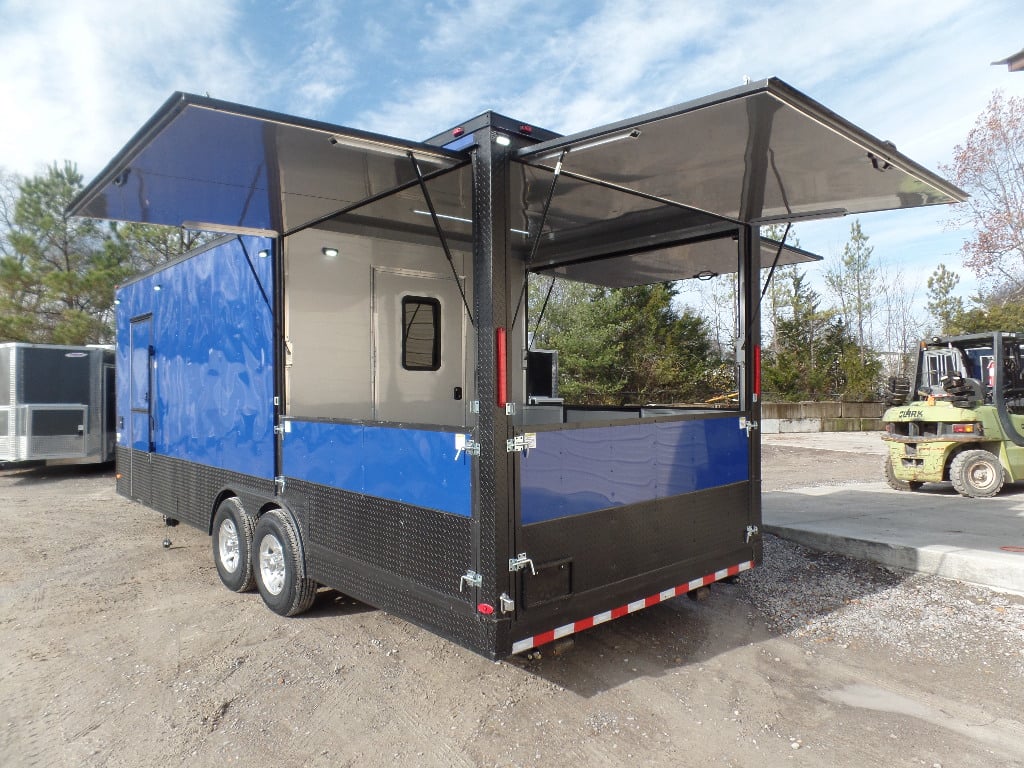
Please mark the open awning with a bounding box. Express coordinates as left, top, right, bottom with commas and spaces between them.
68, 93, 467, 236
535, 236, 820, 288
515, 77, 966, 227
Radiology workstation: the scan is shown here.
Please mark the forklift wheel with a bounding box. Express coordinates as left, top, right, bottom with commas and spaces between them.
950, 449, 1005, 498
883, 456, 923, 492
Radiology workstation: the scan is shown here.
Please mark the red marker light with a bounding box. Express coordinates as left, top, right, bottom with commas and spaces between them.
753, 345, 762, 397
496, 327, 507, 407
477, 603, 495, 615
452, 127, 465, 138
519, 125, 533, 134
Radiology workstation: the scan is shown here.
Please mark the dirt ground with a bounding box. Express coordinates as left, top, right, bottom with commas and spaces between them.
1, 444, 1022, 768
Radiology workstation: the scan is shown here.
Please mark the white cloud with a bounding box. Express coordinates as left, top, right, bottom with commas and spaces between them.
0, 0, 252, 177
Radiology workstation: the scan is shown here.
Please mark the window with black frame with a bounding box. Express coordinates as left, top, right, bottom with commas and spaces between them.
402, 296, 441, 371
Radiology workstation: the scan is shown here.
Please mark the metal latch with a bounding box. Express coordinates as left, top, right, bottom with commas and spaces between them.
739, 416, 759, 436
506, 433, 537, 453
505, 402, 516, 416
454, 434, 480, 460
746, 524, 760, 543
499, 593, 515, 614
508, 553, 536, 575
274, 476, 286, 494
274, 424, 285, 435
459, 570, 482, 592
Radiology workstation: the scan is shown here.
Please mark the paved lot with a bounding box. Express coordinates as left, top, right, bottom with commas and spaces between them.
763, 432, 1024, 595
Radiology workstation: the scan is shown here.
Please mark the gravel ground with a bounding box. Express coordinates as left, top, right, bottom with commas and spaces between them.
749, 536, 1024, 677
2, 445, 1024, 767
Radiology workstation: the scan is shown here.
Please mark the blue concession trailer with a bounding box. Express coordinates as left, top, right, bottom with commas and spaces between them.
70, 78, 964, 657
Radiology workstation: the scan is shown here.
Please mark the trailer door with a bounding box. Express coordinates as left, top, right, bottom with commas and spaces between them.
372, 268, 467, 426
128, 317, 154, 485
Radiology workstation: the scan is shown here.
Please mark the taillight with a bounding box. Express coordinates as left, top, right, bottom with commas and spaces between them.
952, 423, 979, 434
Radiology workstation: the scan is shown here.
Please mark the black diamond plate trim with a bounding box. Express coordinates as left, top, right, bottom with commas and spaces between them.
116, 448, 276, 531
286, 477, 498, 656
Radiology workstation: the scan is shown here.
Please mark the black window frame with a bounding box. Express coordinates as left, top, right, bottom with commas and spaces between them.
401, 295, 442, 371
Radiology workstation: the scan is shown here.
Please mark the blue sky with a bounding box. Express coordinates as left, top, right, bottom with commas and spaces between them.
2, 0, 1023, 300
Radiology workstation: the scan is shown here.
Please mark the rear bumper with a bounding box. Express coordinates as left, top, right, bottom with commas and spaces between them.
510, 559, 754, 655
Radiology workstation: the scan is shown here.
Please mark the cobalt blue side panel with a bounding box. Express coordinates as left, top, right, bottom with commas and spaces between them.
92, 107, 273, 231
115, 236, 275, 479
520, 416, 749, 524
283, 421, 472, 517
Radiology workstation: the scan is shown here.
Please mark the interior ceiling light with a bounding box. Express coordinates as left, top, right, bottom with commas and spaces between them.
536, 128, 641, 161
327, 133, 448, 164
411, 209, 529, 236
322, 247, 339, 258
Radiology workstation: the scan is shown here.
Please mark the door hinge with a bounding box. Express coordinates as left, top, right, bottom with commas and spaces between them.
499, 592, 515, 614
506, 433, 537, 453
505, 402, 516, 416
508, 552, 536, 575
459, 570, 482, 592
746, 524, 760, 543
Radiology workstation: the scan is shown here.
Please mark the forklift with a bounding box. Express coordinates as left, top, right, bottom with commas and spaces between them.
882, 332, 1024, 497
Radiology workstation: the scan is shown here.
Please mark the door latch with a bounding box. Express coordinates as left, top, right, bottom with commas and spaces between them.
745, 524, 760, 543
506, 433, 537, 453
508, 553, 536, 575
459, 570, 482, 592
454, 434, 481, 460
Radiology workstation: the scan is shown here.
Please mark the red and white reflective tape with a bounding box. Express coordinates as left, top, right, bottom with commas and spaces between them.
510, 560, 755, 655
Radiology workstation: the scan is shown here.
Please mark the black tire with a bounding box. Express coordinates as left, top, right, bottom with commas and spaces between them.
883, 455, 923, 492
212, 497, 256, 592
950, 449, 1005, 498
252, 508, 317, 617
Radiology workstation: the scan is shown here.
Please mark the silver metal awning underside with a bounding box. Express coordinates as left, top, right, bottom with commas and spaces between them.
69, 93, 467, 236
70, 78, 964, 287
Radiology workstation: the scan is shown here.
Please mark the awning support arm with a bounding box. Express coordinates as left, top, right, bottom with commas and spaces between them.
740, 222, 791, 351
510, 150, 567, 333
529, 276, 557, 352
759, 222, 790, 303
408, 152, 475, 327
284, 160, 468, 238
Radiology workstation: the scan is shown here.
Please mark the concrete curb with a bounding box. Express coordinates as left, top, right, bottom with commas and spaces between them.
764, 524, 1024, 595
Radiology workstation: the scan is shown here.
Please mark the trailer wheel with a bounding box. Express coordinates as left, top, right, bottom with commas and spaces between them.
212, 497, 257, 592
883, 456, 923, 492
253, 509, 317, 617
950, 449, 1005, 498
